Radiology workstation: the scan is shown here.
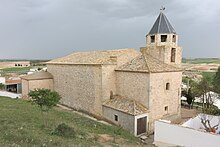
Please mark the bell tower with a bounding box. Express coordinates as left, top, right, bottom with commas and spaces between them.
141, 10, 182, 67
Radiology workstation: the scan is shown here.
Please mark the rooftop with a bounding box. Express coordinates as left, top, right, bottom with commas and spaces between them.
103, 95, 148, 116
47, 48, 139, 65
116, 53, 182, 73
21, 72, 53, 80
148, 12, 176, 35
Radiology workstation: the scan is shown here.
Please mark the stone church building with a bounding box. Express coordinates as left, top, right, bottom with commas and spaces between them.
25, 12, 183, 136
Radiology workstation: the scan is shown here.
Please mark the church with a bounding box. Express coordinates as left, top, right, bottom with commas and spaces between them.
25, 11, 183, 136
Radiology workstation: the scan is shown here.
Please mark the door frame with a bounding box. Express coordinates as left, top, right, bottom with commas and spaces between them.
134, 113, 148, 136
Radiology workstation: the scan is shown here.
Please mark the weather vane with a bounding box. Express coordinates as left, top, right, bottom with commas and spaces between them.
160, 6, 165, 11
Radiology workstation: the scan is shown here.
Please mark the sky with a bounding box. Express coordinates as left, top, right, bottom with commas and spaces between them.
0, 0, 219, 59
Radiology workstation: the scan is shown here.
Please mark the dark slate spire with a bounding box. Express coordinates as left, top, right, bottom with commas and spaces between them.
148, 12, 176, 35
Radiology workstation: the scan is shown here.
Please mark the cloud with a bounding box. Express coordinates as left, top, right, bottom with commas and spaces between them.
0, 0, 219, 59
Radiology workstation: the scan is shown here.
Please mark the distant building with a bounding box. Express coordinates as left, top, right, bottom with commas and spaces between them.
0, 61, 30, 69
21, 72, 53, 99
4, 79, 22, 93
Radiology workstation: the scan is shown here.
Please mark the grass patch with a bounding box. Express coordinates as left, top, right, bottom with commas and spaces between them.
202, 72, 216, 79
0, 97, 140, 147
182, 58, 220, 64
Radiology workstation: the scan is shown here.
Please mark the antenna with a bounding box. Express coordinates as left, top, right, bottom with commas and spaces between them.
160, 6, 165, 12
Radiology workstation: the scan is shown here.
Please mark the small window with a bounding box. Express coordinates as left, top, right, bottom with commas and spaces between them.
172, 35, 176, 42
165, 106, 168, 111
150, 35, 155, 43
171, 48, 176, 62
166, 83, 170, 90
161, 35, 167, 42
114, 115, 118, 121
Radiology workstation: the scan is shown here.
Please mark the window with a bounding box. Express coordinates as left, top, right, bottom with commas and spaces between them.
172, 35, 176, 42
171, 48, 176, 62
114, 115, 118, 121
150, 35, 155, 43
166, 83, 170, 90
165, 106, 168, 111
161, 35, 167, 42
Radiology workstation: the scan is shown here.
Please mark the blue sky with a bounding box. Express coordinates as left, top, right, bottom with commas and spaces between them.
0, 0, 219, 59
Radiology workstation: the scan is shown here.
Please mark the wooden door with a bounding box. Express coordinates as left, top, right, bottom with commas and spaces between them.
137, 117, 147, 135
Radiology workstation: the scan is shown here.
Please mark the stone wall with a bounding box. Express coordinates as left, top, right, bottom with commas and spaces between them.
47, 64, 103, 116
22, 79, 54, 98
101, 65, 117, 101
140, 46, 182, 67
115, 71, 150, 108
148, 71, 182, 132
102, 105, 135, 134
146, 34, 178, 47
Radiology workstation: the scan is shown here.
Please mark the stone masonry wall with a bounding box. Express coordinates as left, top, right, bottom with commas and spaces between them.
101, 65, 117, 102
140, 46, 182, 68
21, 79, 54, 98
148, 71, 182, 132
47, 64, 103, 116
116, 71, 150, 108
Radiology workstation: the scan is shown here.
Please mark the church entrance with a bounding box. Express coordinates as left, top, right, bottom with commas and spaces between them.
137, 116, 147, 135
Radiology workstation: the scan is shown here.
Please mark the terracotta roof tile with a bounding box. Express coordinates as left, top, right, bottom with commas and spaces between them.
47, 48, 139, 65
116, 53, 182, 73
103, 95, 148, 116
21, 72, 53, 80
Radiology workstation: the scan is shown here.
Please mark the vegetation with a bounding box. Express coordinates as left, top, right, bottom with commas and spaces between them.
0, 96, 141, 146
29, 89, 61, 127
0, 66, 33, 76
0, 83, 5, 90
182, 67, 220, 115
52, 123, 76, 138
182, 58, 220, 64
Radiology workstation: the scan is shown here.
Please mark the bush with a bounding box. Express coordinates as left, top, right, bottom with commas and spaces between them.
52, 123, 75, 138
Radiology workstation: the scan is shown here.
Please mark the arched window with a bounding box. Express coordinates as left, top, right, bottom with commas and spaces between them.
166, 83, 170, 90
171, 48, 176, 62
172, 35, 176, 42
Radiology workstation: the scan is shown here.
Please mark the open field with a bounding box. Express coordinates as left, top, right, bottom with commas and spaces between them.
0, 66, 33, 76
182, 58, 220, 64
0, 96, 145, 147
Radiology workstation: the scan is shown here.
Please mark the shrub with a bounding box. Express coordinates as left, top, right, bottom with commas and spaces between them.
52, 123, 75, 138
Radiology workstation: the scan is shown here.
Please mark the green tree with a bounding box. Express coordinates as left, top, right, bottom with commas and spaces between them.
0, 83, 5, 90
213, 67, 220, 94
29, 89, 61, 127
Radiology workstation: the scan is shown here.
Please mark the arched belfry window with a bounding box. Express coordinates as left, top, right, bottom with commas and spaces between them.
150, 35, 155, 43
172, 35, 176, 42
171, 48, 176, 62
166, 83, 170, 90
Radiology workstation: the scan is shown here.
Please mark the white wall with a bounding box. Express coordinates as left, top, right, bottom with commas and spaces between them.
0, 91, 21, 98
182, 114, 220, 132
0, 77, 5, 84
155, 121, 220, 147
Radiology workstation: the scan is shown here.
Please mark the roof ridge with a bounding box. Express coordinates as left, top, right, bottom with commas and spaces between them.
144, 53, 182, 70
142, 52, 151, 72
162, 13, 172, 33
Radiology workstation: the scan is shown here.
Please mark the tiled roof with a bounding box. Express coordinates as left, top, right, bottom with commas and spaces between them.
116, 53, 182, 73
21, 72, 53, 80
47, 48, 138, 65
103, 95, 148, 116
5, 80, 21, 85
148, 12, 176, 35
